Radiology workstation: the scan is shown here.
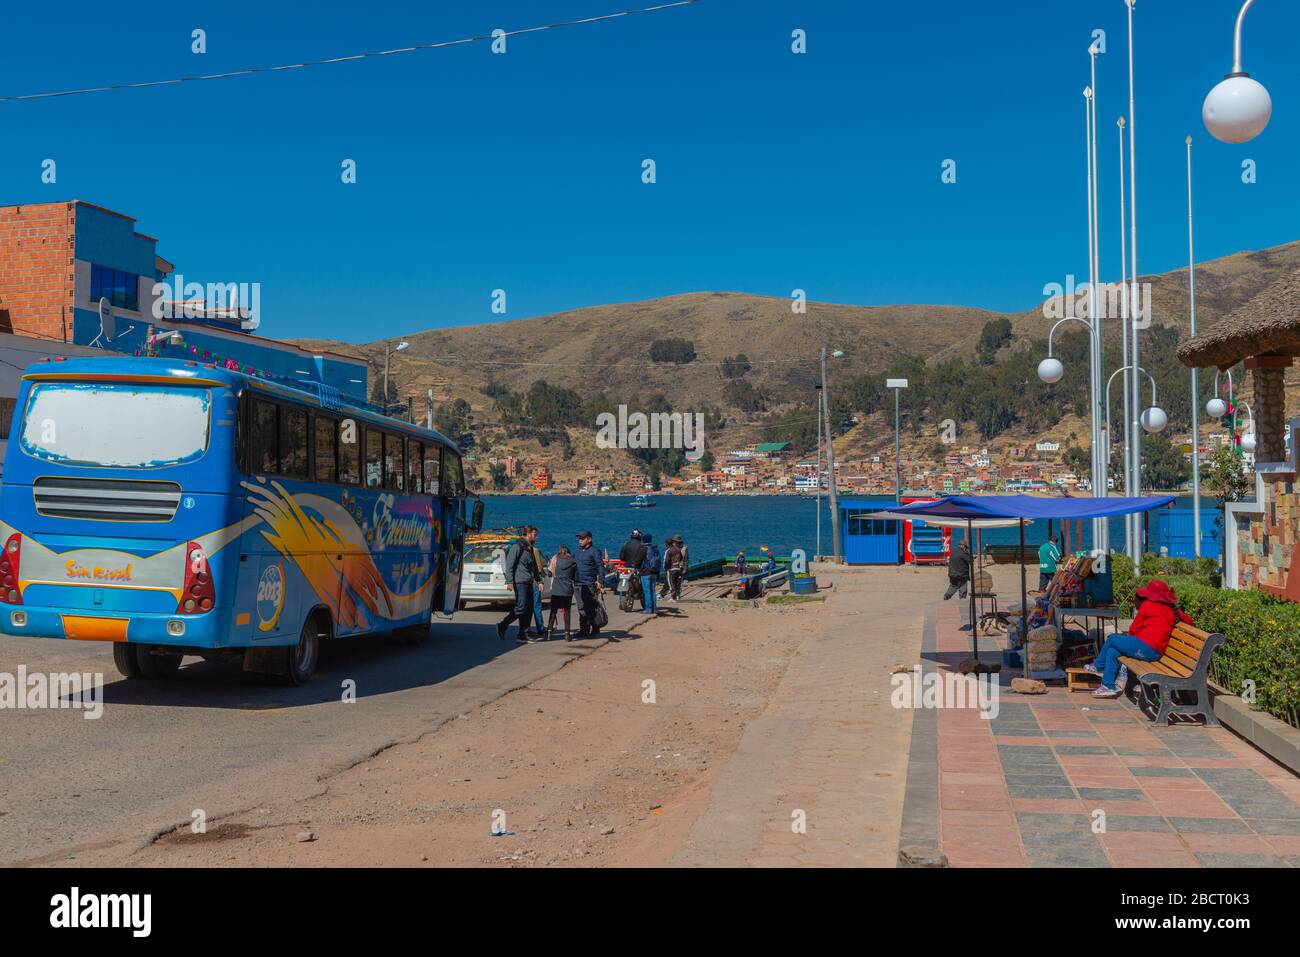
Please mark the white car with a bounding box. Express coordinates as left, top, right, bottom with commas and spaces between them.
460, 541, 550, 608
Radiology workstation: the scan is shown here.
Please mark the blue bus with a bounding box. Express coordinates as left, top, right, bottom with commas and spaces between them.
0, 357, 482, 683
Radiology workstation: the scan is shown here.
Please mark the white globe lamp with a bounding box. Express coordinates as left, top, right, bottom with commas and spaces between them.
1140, 406, 1168, 434
1206, 397, 1228, 418
1038, 357, 1064, 384
1203, 74, 1272, 144
1241, 432, 1257, 454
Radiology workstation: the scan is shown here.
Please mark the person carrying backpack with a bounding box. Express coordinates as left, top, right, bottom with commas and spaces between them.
496, 526, 543, 643
639, 533, 661, 614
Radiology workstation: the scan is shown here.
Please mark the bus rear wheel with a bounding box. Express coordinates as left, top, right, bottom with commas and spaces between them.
112, 642, 144, 678
114, 644, 181, 679
285, 617, 320, 685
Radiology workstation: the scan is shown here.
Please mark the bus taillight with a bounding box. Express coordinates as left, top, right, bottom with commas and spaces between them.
0, 534, 21, 604
180, 542, 215, 614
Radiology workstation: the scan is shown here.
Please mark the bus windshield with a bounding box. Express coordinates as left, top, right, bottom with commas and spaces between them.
20, 381, 212, 468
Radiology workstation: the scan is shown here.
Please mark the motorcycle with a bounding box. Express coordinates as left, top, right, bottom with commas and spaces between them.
614, 561, 642, 613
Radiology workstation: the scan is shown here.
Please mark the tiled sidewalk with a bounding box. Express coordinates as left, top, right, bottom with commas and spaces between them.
927, 598, 1300, 868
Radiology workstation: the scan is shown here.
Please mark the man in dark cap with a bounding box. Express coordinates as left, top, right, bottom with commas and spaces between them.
573, 530, 605, 638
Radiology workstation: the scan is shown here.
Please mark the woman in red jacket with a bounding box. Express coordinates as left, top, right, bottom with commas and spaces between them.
1086, 579, 1192, 698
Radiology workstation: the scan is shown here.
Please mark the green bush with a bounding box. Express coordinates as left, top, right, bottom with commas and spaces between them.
1110, 554, 1300, 729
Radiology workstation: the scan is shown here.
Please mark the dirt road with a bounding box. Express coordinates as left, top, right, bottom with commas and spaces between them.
6, 566, 936, 867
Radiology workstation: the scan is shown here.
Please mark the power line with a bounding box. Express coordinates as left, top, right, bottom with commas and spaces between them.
0, 1, 701, 103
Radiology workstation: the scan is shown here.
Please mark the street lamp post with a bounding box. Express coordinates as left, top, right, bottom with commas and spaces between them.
886, 378, 909, 505
1204, 0, 1272, 144
1087, 45, 1107, 553
1117, 116, 1135, 555
815, 385, 824, 559
1125, 0, 1143, 568
821, 347, 844, 563
1186, 136, 1203, 557
1105, 364, 1166, 495
383, 340, 409, 411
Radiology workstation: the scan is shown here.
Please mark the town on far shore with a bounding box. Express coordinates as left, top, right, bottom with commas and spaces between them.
479, 427, 1228, 497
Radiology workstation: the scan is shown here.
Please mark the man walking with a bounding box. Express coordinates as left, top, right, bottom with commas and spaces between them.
1038, 535, 1062, 591
662, 534, 685, 601
943, 540, 972, 601
496, 526, 542, 643
639, 533, 660, 615
574, 530, 606, 639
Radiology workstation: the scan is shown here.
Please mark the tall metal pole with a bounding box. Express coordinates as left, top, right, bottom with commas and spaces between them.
894, 387, 902, 505
815, 387, 824, 558
821, 347, 841, 563
383, 341, 391, 408
1089, 46, 1107, 555
1187, 135, 1203, 557
1117, 117, 1134, 554
1085, 84, 1103, 543
1126, 0, 1143, 569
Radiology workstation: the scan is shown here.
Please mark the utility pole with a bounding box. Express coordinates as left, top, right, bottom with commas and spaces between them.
815, 385, 824, 559
821, 347, 841, 563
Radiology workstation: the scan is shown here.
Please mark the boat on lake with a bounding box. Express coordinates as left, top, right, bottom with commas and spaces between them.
629, 494, 655, 508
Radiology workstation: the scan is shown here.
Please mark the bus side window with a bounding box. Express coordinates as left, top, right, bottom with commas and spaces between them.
313, 416, 337, 483
385, 433, 405, 491
281, 407, 308, 478
407, 438, 423, 493
443, 451, 464, 498
340, 419, 360, 486
250, 399, 278, 475
364, 428, 383, 488
424, 446, 442, 496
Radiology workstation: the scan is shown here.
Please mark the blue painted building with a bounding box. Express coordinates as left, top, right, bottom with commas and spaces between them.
0, 201, 368, 398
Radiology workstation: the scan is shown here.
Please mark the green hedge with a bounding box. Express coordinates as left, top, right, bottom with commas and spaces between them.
1110, 555, 1300, 729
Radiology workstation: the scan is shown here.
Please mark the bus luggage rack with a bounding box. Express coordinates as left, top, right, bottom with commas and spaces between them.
33, 476, 183, 522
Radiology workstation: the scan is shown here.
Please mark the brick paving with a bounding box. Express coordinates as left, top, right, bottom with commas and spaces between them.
923, 590, 1300, 868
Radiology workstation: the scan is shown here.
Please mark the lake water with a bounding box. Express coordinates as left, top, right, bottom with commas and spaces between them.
479, 494, 1218, 561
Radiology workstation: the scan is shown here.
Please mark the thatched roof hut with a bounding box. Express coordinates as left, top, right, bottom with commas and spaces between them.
1178, 268, 1300, 370
1178, 267, 1300, 464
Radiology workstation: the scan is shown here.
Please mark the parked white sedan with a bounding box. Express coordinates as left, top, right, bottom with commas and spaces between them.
460, 541, 549, 608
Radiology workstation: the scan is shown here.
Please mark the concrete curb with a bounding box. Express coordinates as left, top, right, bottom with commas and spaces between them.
897, 603, 949, 867
1210, 683, 1300, 775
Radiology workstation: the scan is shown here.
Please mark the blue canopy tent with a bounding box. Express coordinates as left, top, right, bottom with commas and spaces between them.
866, 495, 1176, 659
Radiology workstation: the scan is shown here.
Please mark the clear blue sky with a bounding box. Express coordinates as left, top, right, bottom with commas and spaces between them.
2, 1, 1295, 342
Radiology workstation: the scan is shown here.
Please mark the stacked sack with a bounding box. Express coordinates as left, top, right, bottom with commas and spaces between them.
1024, 624, 1059, 673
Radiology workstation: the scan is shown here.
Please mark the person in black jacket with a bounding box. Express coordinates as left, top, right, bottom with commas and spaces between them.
496, 526, 543, 642
618, 529, 646, 608
573, 530, 605, 638
944, 541, 972, 601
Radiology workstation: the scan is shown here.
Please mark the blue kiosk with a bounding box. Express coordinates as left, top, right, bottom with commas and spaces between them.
839, 500, 902, 564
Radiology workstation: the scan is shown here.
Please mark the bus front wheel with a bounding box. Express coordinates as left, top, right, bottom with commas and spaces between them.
286, 617, 320, 685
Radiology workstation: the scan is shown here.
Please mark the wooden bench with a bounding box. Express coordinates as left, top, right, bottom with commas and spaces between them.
1119, 623, 1224, 726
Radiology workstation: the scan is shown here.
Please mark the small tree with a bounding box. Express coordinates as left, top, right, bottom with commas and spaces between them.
720, 354, 752, 379
648, 338, 697, 364
1201, 442, 1252, 502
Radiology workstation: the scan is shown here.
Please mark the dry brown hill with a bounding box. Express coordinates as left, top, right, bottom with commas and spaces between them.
291, 240, 1300, 484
